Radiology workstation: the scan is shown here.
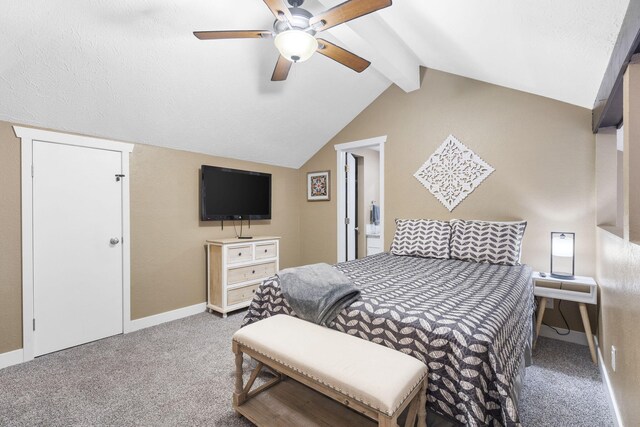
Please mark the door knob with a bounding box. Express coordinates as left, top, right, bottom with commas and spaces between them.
110, 237, 120, 245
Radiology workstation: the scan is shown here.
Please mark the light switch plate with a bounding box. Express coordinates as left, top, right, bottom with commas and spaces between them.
545, 298, 554, 309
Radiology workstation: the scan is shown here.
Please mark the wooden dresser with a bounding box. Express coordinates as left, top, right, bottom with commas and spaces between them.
206, 236, 280, 317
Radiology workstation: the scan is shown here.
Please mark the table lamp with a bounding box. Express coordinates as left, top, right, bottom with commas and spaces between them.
550, 232, 575, 279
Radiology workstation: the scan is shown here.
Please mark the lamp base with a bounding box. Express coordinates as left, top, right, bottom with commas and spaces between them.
550, 273, 575, 280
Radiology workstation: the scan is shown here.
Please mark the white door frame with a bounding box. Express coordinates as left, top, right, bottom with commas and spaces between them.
14, 126, 134, 362
346, 153, 357, 261
335, 135, 386, 263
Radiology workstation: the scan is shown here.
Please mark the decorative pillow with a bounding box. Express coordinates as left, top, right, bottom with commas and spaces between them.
450, 219, 527, 266
390, 219, 451, 259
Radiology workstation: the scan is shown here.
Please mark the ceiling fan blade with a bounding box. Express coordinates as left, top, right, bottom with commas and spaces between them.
271, 55, 292, 81
262, 0, 293, 22
310, 0, 392, 32
193, 30, 271, 40
316, 39, 370, 73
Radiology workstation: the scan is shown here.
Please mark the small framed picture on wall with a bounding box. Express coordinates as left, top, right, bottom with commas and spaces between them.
307, 171, 330, 201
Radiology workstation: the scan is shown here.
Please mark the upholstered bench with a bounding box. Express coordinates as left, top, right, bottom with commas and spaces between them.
232, 314, 428, 427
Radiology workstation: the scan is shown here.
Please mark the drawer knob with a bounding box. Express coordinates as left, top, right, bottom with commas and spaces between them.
252, 270, 256, 274
238, 252, 242, 256
252, 289, 256, 293
264, 249, 268, 253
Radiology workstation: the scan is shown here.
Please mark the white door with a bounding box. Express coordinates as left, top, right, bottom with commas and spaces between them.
32, 141, 124, 356
346, 153, 357, 261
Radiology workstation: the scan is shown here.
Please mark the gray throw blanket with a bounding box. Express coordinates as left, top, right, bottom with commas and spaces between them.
277, 263, 361, 327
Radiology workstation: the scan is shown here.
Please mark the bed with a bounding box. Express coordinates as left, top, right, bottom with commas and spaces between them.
242, 251, 533, 426
244, 218, 533, 426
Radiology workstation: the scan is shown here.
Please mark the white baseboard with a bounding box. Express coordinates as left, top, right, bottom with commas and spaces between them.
538, 325, 590, 346
0, 349, 24, 370
595, 337, 624, 427
125, 302, 206, 333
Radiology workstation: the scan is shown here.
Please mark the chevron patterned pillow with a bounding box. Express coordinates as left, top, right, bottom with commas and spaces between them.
450, 219, 527, 266
390, 219, 451, 259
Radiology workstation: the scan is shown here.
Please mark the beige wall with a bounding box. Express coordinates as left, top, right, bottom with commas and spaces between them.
130, 144, 301, 319
0, 121, 22, 354
0, 121, 302, 352
299, 68, 597, 331
596, 229, 640, 425
595, 127, 622, 233
625, 59, 640, 243
298, 142, 339, 265
594, 60, 640, 426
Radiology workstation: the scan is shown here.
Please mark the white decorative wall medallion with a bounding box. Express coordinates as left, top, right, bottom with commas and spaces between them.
414, 134, 494, 212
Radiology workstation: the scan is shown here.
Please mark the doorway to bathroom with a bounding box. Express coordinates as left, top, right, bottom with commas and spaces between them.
335, 136, 385, 262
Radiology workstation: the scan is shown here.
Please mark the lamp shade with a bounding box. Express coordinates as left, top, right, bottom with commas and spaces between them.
550, 232, 575, 279
274, 30, 318, 63
552, 233, 574, 257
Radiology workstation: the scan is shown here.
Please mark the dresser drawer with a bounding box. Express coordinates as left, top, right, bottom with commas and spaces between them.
255, 242, 277, 259
227, 283, 260, 305
227, 262, 276, 285
534, 280, 591, 294
227, 245, 252, 264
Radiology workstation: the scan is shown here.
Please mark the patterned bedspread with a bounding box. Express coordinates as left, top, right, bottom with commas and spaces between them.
242, 253, 533, 426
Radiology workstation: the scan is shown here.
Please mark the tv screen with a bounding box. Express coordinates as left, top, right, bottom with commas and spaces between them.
200, 165, 272, 221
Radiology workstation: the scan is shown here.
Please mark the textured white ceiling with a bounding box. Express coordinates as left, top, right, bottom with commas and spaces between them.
0, 0, 390, 168
0, 0, 630, 168
379, 0, 629, 108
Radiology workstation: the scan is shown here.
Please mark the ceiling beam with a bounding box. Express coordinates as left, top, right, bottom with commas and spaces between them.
592, 2, 640, 132
315, 0, 422, 93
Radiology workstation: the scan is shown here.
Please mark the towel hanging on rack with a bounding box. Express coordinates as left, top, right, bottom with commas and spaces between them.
370, 203, 380, 226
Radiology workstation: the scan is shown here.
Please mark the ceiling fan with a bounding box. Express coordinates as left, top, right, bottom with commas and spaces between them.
194, 0, 392, 81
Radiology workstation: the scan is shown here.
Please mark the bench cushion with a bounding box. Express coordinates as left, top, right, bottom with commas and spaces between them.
233, 315, 428, 416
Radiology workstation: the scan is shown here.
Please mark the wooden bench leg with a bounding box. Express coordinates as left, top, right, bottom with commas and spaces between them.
400, 376, 429, 427
403, 398, 419, 427
232, 341, 245, 407
417, 377, 427, 427
378, 415, 398, 427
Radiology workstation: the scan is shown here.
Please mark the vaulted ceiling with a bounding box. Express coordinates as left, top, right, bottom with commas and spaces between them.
0, 0, 630, 168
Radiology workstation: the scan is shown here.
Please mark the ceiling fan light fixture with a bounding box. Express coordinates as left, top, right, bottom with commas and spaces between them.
274, 30, 318, 62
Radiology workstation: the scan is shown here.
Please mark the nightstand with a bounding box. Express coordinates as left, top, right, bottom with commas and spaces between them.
532, 272, 598, 363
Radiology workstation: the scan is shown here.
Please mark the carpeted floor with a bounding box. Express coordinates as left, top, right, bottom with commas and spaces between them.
524, 336, 613, 426
0, 312, 612, 426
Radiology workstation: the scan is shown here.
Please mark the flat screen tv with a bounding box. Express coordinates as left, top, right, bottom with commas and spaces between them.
200, 165, 272, 221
